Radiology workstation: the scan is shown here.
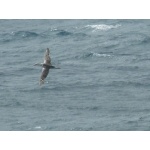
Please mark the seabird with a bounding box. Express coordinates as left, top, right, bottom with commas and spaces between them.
34, 48, 59, 85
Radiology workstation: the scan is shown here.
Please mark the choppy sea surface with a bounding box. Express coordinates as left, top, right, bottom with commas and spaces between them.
1, 19, 150, 131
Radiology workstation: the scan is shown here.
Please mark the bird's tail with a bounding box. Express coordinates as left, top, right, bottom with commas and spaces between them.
39, 79, 44, 85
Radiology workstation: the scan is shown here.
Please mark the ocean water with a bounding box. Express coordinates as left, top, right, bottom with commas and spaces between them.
1, 19, 150, 131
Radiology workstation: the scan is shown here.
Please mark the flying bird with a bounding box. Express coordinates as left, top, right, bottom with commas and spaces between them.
34, 48, 59, 85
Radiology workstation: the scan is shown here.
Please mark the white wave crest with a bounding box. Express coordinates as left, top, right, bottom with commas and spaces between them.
92, 52, 112, 57
35, 126, 42, 129
50, 28, 58, 31
85, 24, 121, 31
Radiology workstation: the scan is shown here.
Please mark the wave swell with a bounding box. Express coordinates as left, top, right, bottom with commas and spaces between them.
0, 31, 39, 43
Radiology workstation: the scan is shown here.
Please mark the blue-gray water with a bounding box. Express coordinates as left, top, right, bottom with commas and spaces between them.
1, 19, 150, 131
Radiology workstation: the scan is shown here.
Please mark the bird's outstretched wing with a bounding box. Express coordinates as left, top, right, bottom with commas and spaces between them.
40, 67, 49, 85
44, 48, 51, 66
39, 48, 53, 85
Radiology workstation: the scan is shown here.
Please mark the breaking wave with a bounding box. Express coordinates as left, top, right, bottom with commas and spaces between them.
75, 52, 112, 59
85, 24, 121, 31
